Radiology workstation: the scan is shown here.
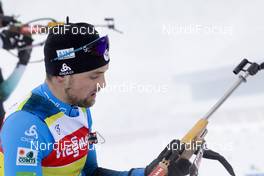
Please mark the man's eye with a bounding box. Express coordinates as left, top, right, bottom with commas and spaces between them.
90, 76, 99, 80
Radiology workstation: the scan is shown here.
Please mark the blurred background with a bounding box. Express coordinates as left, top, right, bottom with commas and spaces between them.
1, 0, 264, 175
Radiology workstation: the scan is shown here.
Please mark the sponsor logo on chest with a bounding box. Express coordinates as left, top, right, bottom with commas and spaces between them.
56, 134, 89, 159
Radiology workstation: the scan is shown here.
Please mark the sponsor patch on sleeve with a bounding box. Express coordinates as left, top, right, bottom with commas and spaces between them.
16, 147, 38, 166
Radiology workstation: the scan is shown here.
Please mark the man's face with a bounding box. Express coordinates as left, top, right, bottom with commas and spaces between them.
63, 64, 109, 107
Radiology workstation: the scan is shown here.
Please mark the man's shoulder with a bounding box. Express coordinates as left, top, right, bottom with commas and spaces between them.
2, 110, 47, 134
0, 110, 52, 148
2, 91, 58, 135
4, 93, 32, 118
5, 92, 60, 121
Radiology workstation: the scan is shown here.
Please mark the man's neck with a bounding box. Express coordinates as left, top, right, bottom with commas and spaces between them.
45, 80, 70, 105
43, 80, 80, 117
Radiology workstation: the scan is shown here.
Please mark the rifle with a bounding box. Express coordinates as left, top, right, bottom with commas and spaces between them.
149, 59, 264, 176
0, 16, 123, 63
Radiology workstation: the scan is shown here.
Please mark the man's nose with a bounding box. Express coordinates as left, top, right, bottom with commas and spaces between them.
96, 76, 106, 91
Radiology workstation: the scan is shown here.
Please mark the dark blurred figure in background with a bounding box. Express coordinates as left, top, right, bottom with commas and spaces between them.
0, 1, 33, 126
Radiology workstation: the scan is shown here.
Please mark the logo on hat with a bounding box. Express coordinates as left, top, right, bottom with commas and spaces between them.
59, 63, 74, 75
61, 63, 71, 72
104, 50, 109, 62
56, 48, 75, 60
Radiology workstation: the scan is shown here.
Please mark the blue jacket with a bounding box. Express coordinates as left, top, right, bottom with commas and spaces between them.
0, 83, 144, 176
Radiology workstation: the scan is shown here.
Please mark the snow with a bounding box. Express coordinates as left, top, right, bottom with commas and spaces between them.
1, 0, 264, 175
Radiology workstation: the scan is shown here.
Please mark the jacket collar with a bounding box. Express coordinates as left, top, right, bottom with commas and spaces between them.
34, 83, 80, 117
